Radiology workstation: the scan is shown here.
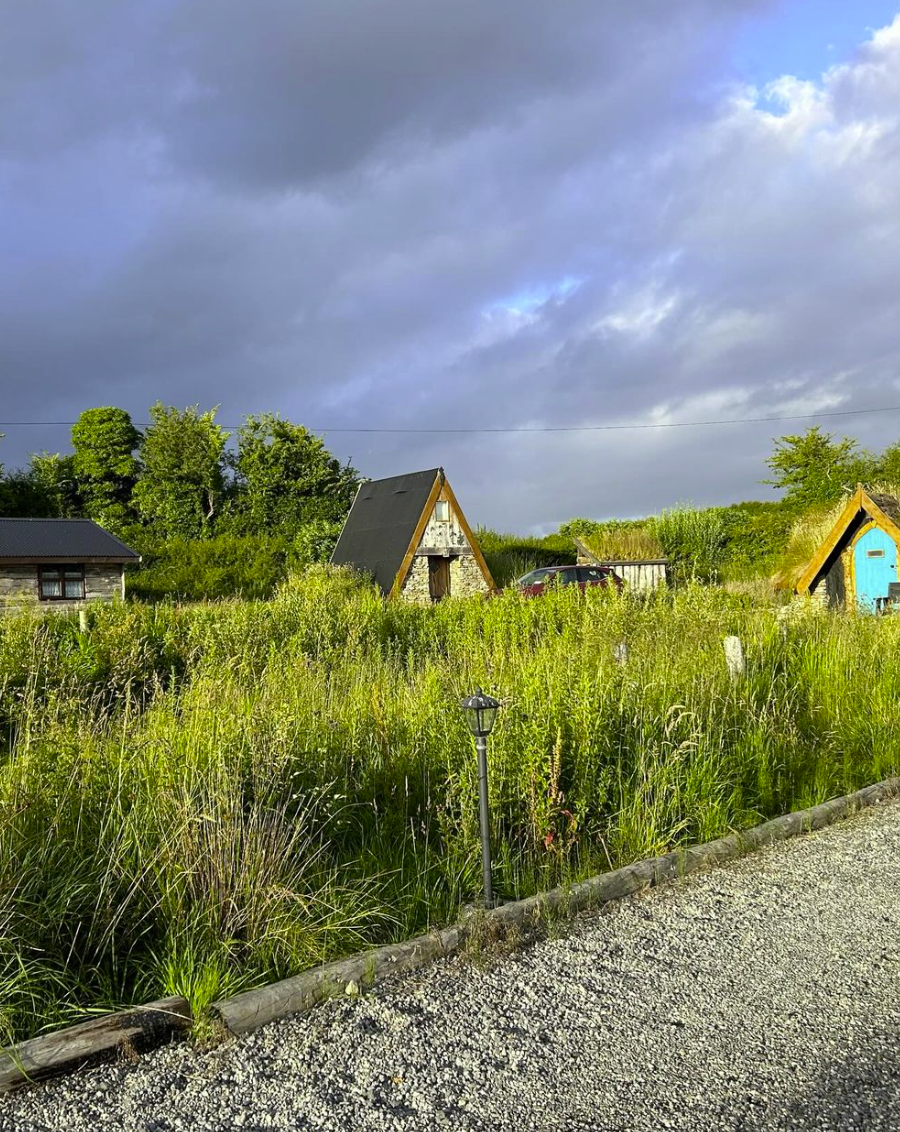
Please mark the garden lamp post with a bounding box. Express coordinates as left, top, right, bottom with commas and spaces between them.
460, 688, 501, 908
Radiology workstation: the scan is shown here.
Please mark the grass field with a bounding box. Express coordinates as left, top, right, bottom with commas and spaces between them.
1, 567, 898, 1043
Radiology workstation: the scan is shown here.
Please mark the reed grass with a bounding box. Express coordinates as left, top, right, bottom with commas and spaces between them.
1, 566, 898, 1041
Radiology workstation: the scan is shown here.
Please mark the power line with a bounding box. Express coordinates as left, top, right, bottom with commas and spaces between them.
0, 403, 896, 434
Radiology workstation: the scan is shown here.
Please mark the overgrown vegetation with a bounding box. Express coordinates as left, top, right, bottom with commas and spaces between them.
1, 571, 898, 1043
0, 415, 896, 595
477, 530, 575, 587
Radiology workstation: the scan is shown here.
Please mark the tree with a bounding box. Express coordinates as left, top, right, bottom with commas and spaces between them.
232, 414, 357, 536
27, 452, 81, 517
877, 439, 900, 487
132, 404, 229, 539
71, 407, 141, 531
763, 427, 875, 510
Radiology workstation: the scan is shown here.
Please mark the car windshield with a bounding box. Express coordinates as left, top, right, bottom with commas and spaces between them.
515, 568, 555, 586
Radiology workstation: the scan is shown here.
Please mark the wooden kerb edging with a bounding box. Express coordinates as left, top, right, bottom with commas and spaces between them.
2, 776, 899, 1092
0, 997, 190, 1094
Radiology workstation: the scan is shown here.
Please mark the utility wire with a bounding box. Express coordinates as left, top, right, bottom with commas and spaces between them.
0, 404, 896, 434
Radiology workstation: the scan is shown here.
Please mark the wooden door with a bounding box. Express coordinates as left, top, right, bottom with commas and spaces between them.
854, 525, 897, 612
428, 556, 451, 601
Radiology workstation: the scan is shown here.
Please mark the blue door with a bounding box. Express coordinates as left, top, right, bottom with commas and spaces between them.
854, 526, 897, 612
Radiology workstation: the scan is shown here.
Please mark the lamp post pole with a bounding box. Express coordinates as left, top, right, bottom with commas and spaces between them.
475, 733, 494, 909
460, 688, 501, 909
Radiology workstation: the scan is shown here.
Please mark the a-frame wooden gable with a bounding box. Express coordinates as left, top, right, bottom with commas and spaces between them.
331, 467, 494, 602
390, 469, 495, 601
796, 484, 900, 605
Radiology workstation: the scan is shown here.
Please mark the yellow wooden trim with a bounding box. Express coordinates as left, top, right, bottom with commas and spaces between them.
798, 485, 900, 599
847, 519, 876, 605
388, 472, 443, 600
441, 475, 497, 591
861, 493, 900, 545
847, 514, 900, 606
795, 486, 863, 594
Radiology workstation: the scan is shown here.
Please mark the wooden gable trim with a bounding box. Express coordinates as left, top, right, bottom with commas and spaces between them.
441, 474, 497, 591
572, 536, 600, 565
796, 485, 900, 594
861, 492, 900, 545
796, 487, 863, 594
388, 472, 443, 599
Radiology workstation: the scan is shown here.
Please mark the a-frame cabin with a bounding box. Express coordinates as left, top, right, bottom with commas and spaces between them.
796, 485, 900, 611
330, 468, 495, 602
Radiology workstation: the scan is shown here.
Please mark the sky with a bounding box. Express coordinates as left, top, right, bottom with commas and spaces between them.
2, 1, 900, 532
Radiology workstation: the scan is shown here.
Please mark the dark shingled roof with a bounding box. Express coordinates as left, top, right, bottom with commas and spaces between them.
0, 518, 140, 562
868, 492, 900, 528
331, 469, 440, 594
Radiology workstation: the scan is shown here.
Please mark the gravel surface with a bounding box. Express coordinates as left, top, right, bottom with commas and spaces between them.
5, 800, 900, 1131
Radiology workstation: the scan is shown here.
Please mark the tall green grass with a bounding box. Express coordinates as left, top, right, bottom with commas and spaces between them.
1, 567, 898, 1042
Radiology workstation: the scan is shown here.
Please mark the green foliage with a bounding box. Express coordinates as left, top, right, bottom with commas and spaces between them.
649, 505, 729, 582
477, 529, 575, 587
71, 407, 141, 532
127, 533, 290, 602
557, 517, 603, 537
877, 441, 900, 485
232, 414, 358, 537
132, 404, 229, 539
291, 518, 344, 565
764, 426, 875, 511
717, 501, 794, 580
577, 521, 663, 561
2, 578, 900, 1041
27, 452, 81, 517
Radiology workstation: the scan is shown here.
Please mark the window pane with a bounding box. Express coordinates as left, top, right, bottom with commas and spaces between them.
41, 576, 62, 597
64, 578, 83, 598
64, 568, 83, 578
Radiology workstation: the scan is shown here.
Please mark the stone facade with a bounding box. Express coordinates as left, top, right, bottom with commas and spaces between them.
450, 552, 489, 597
0, 564, 125, 613
398, 495, 491, 604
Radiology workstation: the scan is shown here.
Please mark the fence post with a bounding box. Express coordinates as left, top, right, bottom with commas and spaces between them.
613, 641, 629, 666
723, 635, 745, 682
78, 610, 89, 634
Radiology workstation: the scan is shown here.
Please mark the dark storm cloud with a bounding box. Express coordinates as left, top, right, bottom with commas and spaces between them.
2, 1, 900, 528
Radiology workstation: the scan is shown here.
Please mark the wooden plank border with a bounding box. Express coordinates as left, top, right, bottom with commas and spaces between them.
4, 776, 898, 1092
0, 997, 191, 1094
212, 775, 900, 1035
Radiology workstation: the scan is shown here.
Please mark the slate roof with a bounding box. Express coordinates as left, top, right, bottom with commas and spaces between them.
868, 492, 900, 529
331, 469, 440, 594
0, 518, 140, 562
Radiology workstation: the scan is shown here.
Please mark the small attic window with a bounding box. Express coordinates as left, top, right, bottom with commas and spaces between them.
434, 501, 450, 522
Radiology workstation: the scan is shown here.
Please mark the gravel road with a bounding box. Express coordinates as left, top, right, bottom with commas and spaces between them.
4, 800, 900, 1132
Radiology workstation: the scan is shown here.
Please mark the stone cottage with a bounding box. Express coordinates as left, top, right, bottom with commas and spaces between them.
0, 518, 140, 611
330, 468, 495, 602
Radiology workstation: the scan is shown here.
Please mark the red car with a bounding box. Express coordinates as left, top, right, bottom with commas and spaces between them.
514, 564, 623, 596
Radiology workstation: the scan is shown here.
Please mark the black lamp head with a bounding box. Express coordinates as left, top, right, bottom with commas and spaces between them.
460, 687, 501, 737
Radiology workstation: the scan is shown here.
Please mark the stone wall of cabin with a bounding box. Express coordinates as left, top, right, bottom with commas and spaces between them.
399, 551, 490, 604
396, 493, 491, 603
399, 556, 432, 605
418, 505, 470, 553
450, 552, 489, 597
0, 564, 124, 613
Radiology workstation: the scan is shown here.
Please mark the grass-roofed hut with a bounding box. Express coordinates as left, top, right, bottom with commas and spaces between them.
795, 485, 900, 611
